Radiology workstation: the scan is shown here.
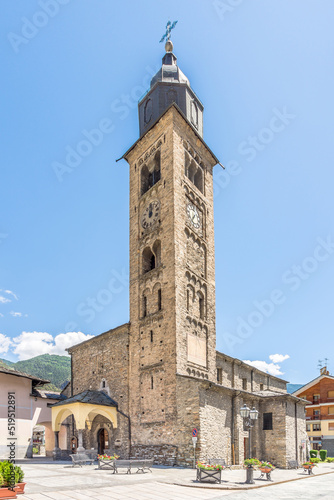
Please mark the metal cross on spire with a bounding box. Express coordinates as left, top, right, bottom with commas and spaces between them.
159, 20, 178, 43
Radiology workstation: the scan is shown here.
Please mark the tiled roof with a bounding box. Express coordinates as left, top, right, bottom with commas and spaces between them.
51, 389, 118, 407
0, 364, 50, 384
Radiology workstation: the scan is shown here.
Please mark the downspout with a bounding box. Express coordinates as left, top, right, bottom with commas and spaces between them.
70, 353, 74, 443
231, 391, 241, 465
117, 408, 132, 458
295, 401, 298, 461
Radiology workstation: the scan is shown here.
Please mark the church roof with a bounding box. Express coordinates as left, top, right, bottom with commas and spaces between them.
150, 51, 190, 87
51, 389, 118, 408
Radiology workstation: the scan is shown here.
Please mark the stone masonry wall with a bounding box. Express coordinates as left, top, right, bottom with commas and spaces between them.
68, 324, 130, 458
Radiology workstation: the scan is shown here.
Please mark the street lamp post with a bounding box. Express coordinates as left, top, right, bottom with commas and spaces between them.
240, 404, 259, 484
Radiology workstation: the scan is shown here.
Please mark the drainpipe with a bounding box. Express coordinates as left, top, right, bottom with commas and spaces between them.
231, 391, 241, 465
117, 408, 131, 458
295, 402, 298, 461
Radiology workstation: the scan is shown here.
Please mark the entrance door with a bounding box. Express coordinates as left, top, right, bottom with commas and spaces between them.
97, 428, 109, 454
71, 437, 78, 454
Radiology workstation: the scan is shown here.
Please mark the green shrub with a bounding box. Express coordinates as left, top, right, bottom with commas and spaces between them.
309, 450, 318, 458
0, 461, 19, 487
14, 465, 24, 483
326, 457, 334, 462
310, 457, 321, 463
319, 449, 327, 461
32, 447, 39, 454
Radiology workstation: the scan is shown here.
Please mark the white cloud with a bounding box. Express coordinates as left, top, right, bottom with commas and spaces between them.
12, 331, 94, 360
3, 290, 18, 300
10, 311, 22, 318
269, 354, 290, 364
0, 296, 11, 304
0, 333, 12, 354
243, 360, 284, 377
243, 353, 290, 377
0, 313, 3, 318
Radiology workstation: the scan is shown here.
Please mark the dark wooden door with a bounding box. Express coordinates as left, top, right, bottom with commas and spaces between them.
97, 428, 108, 454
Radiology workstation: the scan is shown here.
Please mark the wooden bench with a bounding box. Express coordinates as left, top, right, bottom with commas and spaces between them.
208, 458, 232, 470
70, 453, 94, 467
113, 459, 153, 474
288, 460, 299, 469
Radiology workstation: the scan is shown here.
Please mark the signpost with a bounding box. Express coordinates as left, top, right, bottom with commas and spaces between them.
192, 429, 198, 468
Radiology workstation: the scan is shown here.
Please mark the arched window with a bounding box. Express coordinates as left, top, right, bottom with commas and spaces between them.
152, 240, 161, 267
187, 161, 196, 184
142, 247, 155, 274
141, 151, 161, 196
141, 164, 150, 195
198, 292, 205, 320
142, 294, 147, 317
157, 288, 162, 311
186, 289, 190, 311
194, 167, 203, 193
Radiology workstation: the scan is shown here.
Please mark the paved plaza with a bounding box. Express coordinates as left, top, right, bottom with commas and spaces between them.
13, 459, 334, 499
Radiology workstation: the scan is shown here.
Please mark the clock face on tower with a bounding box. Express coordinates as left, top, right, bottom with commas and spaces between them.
187, 203, 201, 229
141, 200, 160, 230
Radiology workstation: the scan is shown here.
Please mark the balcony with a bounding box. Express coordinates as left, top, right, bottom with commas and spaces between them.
306, 415, 321, 420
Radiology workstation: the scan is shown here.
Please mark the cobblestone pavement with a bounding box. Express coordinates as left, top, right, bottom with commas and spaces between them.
15, 460, 334, 500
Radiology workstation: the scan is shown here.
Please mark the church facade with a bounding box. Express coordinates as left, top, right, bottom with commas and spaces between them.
56, 40, 307, 467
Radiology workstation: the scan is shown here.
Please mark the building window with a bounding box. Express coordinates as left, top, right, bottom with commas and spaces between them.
242, 378, 247, 390
150, 330, 153, 343
217, 368, 222, 384
263, 412, 273, 430
328, 391, 334, 399
151, 376, 154, 390
313, 410, 320, 417
186, 289, 190, 311
306, 424, 310, 432
142, 247, 156, 274
184, 152, 204, 194
313, 394, 320, 404
260, 383, 264, 391
141, 151, 161, 195
328, 406, 334, 415
313, 423, 321, 431
142, 295, 147, 317
158, 288, 162, 311
328, 423, 334, 430
198, 293, 204, 319
152, 240, 161, 267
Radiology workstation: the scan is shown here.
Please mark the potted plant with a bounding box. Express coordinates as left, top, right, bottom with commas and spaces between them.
244, 458, 261, 467
0, 461, 17, 499
259, 461, 275, 473
97, 454, 119, 470
196, 461, 224, 483
302, 461, 317, 475
13, 466, 25, 495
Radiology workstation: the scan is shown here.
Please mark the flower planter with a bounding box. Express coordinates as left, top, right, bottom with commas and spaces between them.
197, 468, 221, 484
258, 467, 273, 481
98, 459, 115, 471
260, 467, 272, 473
303, 464, 315, 475
14, 483, 26, 495
0, 488, 17, 499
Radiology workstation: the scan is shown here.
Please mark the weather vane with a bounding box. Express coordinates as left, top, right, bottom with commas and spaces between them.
159, 20, 178, 43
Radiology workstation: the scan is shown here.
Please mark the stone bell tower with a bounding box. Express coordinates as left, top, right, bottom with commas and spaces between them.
122, 35, 219, 462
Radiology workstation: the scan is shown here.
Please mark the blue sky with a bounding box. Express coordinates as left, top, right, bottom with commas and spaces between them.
1, 0, 333, 384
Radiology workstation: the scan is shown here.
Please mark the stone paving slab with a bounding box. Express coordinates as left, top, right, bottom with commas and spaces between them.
14, 460, 334, 499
